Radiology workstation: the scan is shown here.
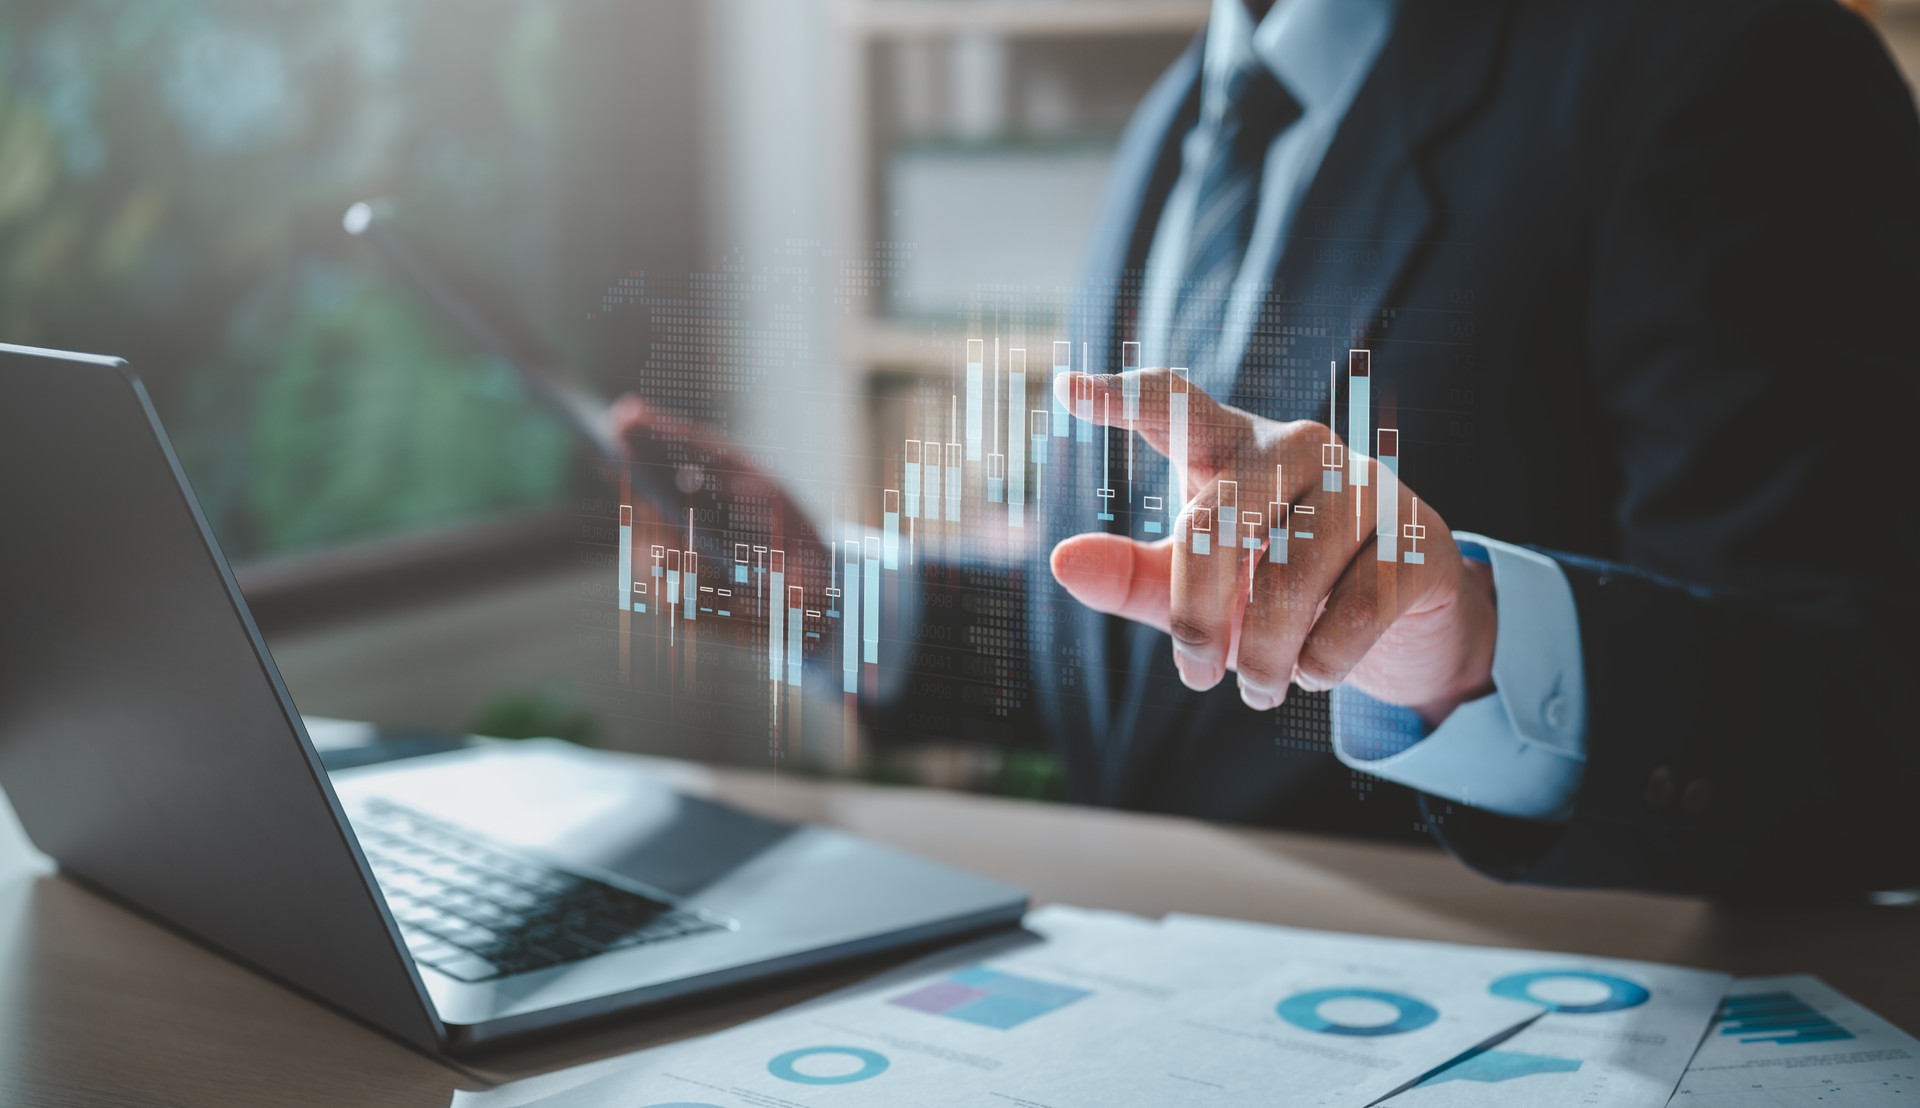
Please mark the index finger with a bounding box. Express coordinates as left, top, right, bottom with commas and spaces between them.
1053, 369, 1245, 474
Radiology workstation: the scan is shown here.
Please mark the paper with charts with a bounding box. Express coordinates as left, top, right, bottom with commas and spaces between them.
1165, 914, 1731, 1108
458, 906, 1542, 1108
1668, 974, 1918, 1106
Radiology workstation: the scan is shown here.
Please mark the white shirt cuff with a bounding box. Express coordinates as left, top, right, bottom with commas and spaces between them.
1328, 534, 1588, 822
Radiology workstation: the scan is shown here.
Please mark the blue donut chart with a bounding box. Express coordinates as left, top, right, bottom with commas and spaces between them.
1489, 970, 1651, 1014
767, 1046, 891, 1085
1277, 988, 1440, 1037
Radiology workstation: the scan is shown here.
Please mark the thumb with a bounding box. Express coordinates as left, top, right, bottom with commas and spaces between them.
1050, 532, 1174, 635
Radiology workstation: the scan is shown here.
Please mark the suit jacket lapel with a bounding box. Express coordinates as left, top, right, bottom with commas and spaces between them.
1245, 0, 1516, 394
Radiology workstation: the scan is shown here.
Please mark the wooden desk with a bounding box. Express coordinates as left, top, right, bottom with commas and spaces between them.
2, 753, 1914, 1107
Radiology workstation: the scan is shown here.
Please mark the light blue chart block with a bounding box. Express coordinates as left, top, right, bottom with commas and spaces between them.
616, 517, 632, 614
683, 567, 697, 620
787, 602, 803, 687
1168, 377, 1189, 513
1404, 552, 1425, 564
1192, 532, 1210, 555
1007, 354, 1025, 526
767, 569, 784, 680
1348, 356, 1371, 487
863, 540, 880, 665
966, 340, 984, 461
1120, 341, 1141, 420
946, 445, 962, 522
1052, 342, 1071, 436
632, 602, 647, 614
1144, 521, 1163, 534
1270, 520, 1289, 564
1416, 1050, 1582, 1089
1376, 449, 1399, 562
924, 456, 943, 522
842, 542, 860, 693
883, 507, 899, 569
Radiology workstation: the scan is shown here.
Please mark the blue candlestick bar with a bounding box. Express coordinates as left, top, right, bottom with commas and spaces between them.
767, 550, 784, 681
1030, 410, 1048, 504
942, 442, 959, 522
903, 440, 921, 519
1052, 341, 1071, 436
616, 504, 633, 614
1324, 360, 1345, 492
1376, 428, 1399, 562
1075, 347, 1094, 443
923, 442, 943, 522
883, 488, 900, 569
665, 549, 681, 618
786, 585, 803, 687
1007, 347, 1025, 526
1269, 502, 1289, 564
1348, 350, 1370, 488
966, 338, 984, 461
863, 537, 880, 665
842, 540, 860, 693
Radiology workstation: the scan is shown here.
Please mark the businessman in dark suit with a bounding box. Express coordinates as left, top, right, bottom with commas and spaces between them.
621, 0, 1920, 898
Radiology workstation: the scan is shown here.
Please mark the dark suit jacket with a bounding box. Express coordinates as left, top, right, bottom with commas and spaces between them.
879, 0, 1920, 899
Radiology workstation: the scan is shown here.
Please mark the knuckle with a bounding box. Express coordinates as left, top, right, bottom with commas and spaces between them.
1294, 641, 1341, 688
1236, 653, 1288, 690
1169, 619, 1216, 648
1335, 594, 1380, 631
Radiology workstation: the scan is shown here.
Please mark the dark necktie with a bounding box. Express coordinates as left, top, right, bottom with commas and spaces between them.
1165, 58, 1301, 389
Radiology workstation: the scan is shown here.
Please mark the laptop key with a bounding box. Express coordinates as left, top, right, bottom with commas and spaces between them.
426, 951, 499, 982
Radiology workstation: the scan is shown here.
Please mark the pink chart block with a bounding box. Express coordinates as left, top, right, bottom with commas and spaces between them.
891, 980, 990, 1015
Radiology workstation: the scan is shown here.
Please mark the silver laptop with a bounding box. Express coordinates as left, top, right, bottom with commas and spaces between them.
0, 342, 1026, 1052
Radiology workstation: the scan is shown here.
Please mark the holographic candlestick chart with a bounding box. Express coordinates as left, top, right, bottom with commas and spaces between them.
601, 343, 1421, 764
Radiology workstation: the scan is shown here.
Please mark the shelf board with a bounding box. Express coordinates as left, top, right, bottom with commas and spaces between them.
842, 0, 1208, 39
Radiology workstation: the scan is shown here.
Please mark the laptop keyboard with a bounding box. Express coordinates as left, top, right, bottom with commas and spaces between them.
352, 799, 728, 982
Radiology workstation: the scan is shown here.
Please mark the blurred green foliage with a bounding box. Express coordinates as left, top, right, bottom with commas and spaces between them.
468, 683, 601, 747
0, 0, 593, 561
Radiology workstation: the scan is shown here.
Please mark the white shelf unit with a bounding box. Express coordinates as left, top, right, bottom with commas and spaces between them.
830, 0, 1204, 502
